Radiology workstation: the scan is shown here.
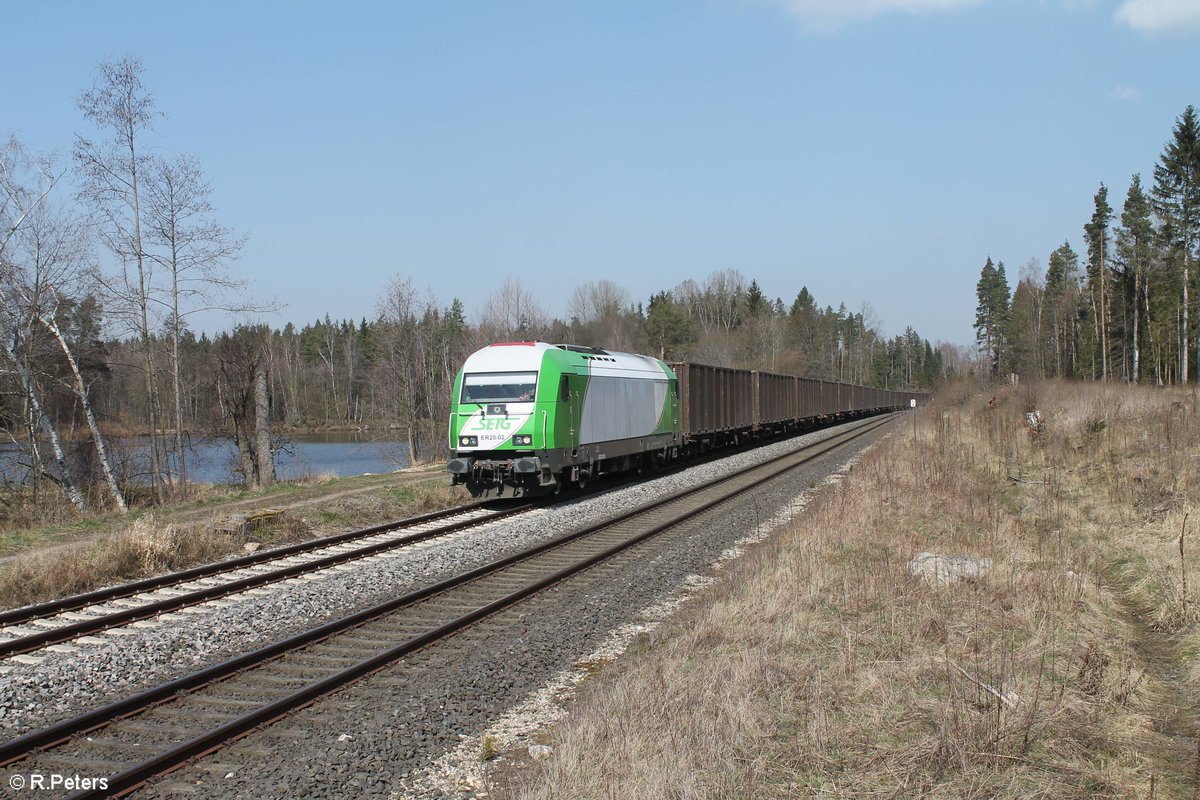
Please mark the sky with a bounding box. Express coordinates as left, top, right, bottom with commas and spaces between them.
3, 0, 1199, 347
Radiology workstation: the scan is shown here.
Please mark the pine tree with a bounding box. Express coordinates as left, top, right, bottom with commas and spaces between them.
1116, 175, 1156, 382
1153, 105, 1200, 383
1084, 183, 1113, 379
922, 339, 939, 386
974, 257, 1011, 377
643, 291, 694, 360
993, 261, 1011, 374
1045, 242, 1081, 377
744, 279, 768, 318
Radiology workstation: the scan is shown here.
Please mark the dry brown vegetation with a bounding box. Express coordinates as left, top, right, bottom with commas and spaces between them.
0, 479, 463, 610
501, 381, 1200, 799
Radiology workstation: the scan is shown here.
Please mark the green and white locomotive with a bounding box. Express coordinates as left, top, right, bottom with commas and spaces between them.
448, 341, 930, 498
447, 342, 681, 497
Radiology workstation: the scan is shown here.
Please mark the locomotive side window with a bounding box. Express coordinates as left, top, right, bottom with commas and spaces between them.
560, 376, 570, 402
461, 372, 538, 403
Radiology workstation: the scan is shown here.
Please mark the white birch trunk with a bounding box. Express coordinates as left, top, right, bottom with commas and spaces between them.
40, 315, 128, 511
2, 334, 85, 510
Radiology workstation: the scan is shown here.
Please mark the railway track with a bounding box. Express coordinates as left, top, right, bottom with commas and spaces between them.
0, 502, 536, 660
0, 412, 897, 799
0, 415, 859, 661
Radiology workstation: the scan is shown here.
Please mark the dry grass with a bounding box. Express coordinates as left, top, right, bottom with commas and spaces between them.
0, 480, 464, 610
0, 514, 311, 609
501, 380, 1200, 799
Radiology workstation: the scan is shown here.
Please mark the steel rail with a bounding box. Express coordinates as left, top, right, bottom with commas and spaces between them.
0, 501, 501, 628
0, 502, 535, 657
0, 409, 881, 638
66, 413, 897, 799
0, 414, 811, 636
0, 412, 897, 797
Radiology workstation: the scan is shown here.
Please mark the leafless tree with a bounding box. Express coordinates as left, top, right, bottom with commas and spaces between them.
377, 277, 423, 461
743, 312, 787, 372
677, 269, 746, 336
214, 326, 275, 488
3, 194, 127, 509
479, 277, 547, 341
143, 153, 246, 493
2, 137, 120, 510
74, 55, 165, 502
852, 302, 883, 385
1016, 258, 1046, 378
568, 279, 627, 325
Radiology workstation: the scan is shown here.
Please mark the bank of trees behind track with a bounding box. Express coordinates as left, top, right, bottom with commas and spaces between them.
974, 105, 1200, 386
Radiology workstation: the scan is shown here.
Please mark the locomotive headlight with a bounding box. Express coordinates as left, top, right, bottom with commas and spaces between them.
459, 436, 478, 447
512, 434, 533, 447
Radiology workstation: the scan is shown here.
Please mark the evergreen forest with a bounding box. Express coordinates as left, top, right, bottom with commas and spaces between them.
974, 106, 1200, 385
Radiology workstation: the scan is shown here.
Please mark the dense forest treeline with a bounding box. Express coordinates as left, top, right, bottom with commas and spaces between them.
2, 56, 946, 511
4, 271, 949, 482
974, 105, 1200, 384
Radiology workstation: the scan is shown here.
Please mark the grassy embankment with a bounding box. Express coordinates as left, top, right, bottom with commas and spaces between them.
0, 468, 464, 610
502, 381, 1200, 798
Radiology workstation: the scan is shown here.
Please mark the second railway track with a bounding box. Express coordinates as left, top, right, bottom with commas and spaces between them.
0, 414, 872, 661
0, 413, 898, 799
0, 501, 537, 659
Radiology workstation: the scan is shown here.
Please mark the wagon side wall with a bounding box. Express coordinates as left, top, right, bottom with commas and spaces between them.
670, 362, 755, 436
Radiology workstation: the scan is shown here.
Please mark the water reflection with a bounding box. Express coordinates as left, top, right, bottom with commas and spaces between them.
0, 432, 412, 485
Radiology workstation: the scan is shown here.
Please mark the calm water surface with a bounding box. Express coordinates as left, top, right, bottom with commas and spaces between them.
0, 432, 412, 485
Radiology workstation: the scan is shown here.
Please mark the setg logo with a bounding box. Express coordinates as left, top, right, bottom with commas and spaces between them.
462, 411, 528, 449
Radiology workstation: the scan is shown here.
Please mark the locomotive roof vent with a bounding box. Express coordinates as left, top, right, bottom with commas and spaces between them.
555, 344, 609, 355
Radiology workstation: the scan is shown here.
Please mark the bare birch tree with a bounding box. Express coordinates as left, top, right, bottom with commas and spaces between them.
74, 55, 165, 502
677, 270, 746, 337
143, 153, 246, 494
2, 178, 127, 508
479, 277, 547, 341
1, 137, 104, 510
568, 280, 627, 325
377, 277, 422, 461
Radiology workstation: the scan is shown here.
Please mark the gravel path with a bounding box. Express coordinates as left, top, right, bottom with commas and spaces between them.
0, 417, 898, 798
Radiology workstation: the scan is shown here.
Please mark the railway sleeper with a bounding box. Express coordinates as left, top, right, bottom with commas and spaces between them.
148, 709, 244, 725
105, 720, 196, 738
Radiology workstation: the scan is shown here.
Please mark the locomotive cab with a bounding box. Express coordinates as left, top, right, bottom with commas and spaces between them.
447, 343, 557, 497
447, 342, 680, 498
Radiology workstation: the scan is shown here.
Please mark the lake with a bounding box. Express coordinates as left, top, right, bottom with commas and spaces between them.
0, 432, 414, 486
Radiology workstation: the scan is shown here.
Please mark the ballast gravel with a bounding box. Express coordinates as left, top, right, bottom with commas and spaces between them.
0, 418, 897, 798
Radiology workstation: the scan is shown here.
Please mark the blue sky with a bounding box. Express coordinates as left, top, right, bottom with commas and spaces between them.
4, 1, 1198, 346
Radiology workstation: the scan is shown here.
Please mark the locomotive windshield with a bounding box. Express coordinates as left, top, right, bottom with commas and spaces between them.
460, 372, 538, 403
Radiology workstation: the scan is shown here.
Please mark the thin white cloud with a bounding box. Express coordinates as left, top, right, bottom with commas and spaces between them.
764, 0, 980, 31
1108, 83, 1141, 101
1114, 0, 1200, 34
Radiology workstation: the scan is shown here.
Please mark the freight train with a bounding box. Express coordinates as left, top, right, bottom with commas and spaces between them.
446, 342, 926, 497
